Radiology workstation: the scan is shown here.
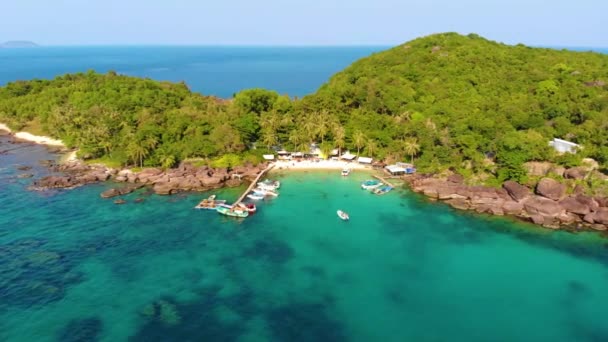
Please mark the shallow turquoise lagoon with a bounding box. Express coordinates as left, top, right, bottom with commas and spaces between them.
1, 143, 608, 341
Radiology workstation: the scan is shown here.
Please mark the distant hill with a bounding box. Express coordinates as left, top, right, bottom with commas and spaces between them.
0, 41, 38, 48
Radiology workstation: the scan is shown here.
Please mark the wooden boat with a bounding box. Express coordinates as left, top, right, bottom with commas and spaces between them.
341, 168, 351, 176
361, 180, 382, 190
217, 205, 249, 218
247, 193, 265, 200
236, 202, 257, 213
337, 210, 350, 221
194, 197, 227, 209
257, 179, 280, 190
373, 185, 393, 195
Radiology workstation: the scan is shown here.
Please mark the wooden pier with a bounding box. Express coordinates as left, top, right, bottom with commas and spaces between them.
373, 174, 395, 187
233, 163, 275, 205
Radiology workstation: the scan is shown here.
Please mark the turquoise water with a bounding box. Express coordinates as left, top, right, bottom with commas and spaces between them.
0, 46, 385, 97
2, 139, 608, 341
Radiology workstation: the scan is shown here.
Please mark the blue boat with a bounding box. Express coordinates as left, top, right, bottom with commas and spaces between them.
373, 185, 393, 195
361, 179, 382, 190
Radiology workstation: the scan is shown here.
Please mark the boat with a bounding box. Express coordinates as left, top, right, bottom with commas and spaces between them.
257, 179, 280, 190
194, 197, 227, 209
208, 194, 216, 201
217, 205, 249, 218
253, 188, 279, 197
236, 202, 257, 213
373, 185, 394, 195
361, 179, 382, 190
341, 168, 351, 176
337, 210, 350, 221
247, 193, 265, 200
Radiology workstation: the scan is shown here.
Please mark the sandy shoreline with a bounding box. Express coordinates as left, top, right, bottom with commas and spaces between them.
0, 123, 66, 147
271, 159, 372, 171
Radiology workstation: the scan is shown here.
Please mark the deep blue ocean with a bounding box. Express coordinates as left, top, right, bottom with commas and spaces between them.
1, 46, 608, 341
0, 46, 385, 97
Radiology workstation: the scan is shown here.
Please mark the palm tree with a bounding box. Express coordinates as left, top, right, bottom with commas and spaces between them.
127, 142, 149, 168
261, 129, 278, 149
288, 129, 302, 151
333, 125, 345, 157
159, 154, 176, 169
366, 139, 378, 159
404, 138, 420, 164
352, 130, 367, 157
302, 114, 317, 144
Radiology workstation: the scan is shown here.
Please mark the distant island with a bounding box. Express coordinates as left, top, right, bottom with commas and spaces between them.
0, 41, 38, 48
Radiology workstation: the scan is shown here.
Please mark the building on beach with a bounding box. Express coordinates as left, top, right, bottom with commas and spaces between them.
549, 138, 580, 154
385, 162, 416, 176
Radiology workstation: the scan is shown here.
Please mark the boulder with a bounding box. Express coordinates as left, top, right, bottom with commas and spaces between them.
559, 197, 590, 215
17, 173, 34, 178
153, 182, 177, 195
34, 175, 73, 189
201, 176, 223, 187
502, 201, 524, 215
581, 158, 599, 171
591, 208, 608, 225
225, 178, 243, 187
524, 196, 564, 217
445, 198, 469, 210
17, 165, 32, 171
564, 167, 588, 180
575, 195, 599, 212
447, 174, 464, 184
503, 181, 531, 202
535, 178, 566, 201
100, 189, 121, 198
523, 162, 553, 177
114, 199, 126, 205
596, 197, 608, 208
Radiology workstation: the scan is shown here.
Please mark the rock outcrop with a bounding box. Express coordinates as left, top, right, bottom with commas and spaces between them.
535, 178, 566, 201
407, 174, 608, 231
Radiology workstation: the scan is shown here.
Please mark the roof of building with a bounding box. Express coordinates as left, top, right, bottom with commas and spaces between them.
358, 157, 373, 164
341, 153, 356, 160
386, 165, 406, 173
262, 154, 275, 160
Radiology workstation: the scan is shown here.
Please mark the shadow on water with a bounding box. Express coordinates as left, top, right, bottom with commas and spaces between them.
57, 317, 103, 342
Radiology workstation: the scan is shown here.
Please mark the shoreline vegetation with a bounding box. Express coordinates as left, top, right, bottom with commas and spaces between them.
1, 32, 607, 232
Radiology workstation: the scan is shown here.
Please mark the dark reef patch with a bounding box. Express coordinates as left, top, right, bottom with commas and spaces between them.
266, 302, 347, 342
241, 237, 294, 265
57, 317, 103, 342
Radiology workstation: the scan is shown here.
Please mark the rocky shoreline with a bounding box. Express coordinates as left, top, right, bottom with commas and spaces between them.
406, 172, 608, 231
31, 160, 270, 198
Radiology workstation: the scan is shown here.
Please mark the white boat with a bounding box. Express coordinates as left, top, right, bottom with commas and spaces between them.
236, 202, 257, 213
253, 187, 279, 197
341, 168, 351, 176
247, 193, 265, 200
337, 210, 350, 221
257, 179, 280, 190
361, 180, 382, 190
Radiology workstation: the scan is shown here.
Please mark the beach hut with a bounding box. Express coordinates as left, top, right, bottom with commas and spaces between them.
549, 138, 580, 154
341, 153, 357, 161
385, 164, 406, 176
357, 157, 372, 164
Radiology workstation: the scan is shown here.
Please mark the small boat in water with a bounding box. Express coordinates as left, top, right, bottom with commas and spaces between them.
337, 210, 350, 221
217, 205, 249, 218
257, 179, 280, 190
253, 188, 279, 197
236, 202, 257, 213
373, 185, 393, 195
194, 195, 227, 209
361, 179, 382, 190
341, 168, 351, 176
247, 193, 265, 200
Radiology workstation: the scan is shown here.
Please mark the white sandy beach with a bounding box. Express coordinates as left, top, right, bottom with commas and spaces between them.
0, 123, 66, 147
273, 159, 370, 171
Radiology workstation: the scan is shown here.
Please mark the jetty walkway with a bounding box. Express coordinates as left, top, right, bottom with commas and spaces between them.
373, 174, 395, 187
233, 163, 275, 206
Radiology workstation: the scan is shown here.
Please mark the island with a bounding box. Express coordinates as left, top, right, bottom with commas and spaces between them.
0, 32, 607, 231
0, 40, 38, 48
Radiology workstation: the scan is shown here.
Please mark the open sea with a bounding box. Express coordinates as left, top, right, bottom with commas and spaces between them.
1, 46, 608, 341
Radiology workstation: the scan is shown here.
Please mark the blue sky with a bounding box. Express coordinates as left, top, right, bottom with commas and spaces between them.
2, 0, 607, 46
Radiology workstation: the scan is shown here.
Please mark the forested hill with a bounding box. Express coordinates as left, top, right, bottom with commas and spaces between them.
302, 32, 608, 181
0, 33, 607, 184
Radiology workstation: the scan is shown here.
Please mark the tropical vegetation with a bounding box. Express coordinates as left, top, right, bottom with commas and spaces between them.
0, 33, 606, 186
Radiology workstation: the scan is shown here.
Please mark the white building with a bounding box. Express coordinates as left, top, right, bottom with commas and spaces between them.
549, 138, 580, 154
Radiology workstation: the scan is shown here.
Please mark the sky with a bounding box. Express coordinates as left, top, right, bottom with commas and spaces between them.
2, 0, 607, 47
